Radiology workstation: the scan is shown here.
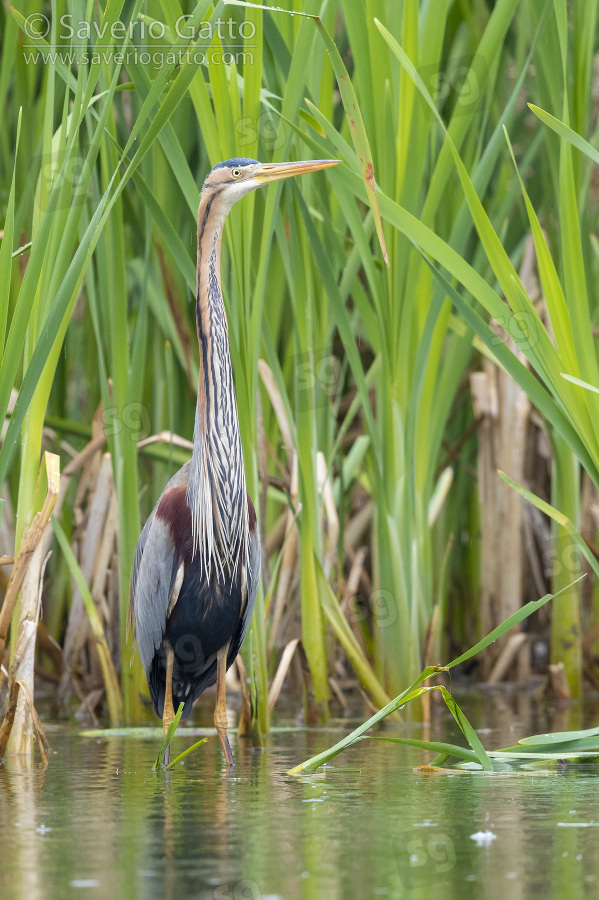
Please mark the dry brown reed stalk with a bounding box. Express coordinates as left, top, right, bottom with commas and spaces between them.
258, 359, 304, 663
0, 389, 18, 445
0, 412, 113, 727
0, 453, 59, 667
487, 632, 529, 683
71, 681, 103, 727
8, 547, 51, 755
470, 363, 531, 679
63, 435, 107, 478
343, 501, 372, 554
328, 676, 349, 714
52, 510, 123, 725
547, 661, 572, 702
54, 411, 122, 720
268, 638, 299, 712
0, 453, 59, 758
258, 360, 295, 460
468, 237, 543, 680
268, 455, 299, 658
87, 492, 119, 690
0, 454, 58, 754
0, 680, 50, 763
136, 431, 193, 451
56, 452, 115, 713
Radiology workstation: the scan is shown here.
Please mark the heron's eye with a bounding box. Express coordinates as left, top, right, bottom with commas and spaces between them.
231, 168, 241, 178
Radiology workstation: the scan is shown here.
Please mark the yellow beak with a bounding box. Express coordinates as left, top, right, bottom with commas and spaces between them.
253, 159, 341, 184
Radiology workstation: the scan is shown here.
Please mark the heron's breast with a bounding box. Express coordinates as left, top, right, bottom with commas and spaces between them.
165, 561, 244, 666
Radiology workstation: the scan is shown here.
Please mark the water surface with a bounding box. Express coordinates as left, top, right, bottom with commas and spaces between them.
2, 690, 599, 899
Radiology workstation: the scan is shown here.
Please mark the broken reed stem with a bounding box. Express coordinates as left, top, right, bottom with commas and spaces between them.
0, 515, 46, 660
0, 453, 60, 661
9, 543, 51, 755
1, 454, 60, 759
0, 679, 50, 763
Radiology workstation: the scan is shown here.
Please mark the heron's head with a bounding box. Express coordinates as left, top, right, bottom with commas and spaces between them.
201, 157, 340, 211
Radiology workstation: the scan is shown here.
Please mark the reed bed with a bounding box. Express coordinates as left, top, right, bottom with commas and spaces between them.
1, 0, 599, 759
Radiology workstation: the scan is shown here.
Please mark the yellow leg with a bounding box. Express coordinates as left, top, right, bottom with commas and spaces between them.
163, 643, 175, 766
215, 643, 234, 768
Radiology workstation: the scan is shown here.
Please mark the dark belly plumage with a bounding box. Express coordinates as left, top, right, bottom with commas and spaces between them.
148, 561, 244, 720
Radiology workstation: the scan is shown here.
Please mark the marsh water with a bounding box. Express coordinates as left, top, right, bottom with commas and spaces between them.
2, 689, 599, 899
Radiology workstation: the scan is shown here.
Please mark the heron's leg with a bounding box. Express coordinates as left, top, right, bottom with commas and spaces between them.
215, 643, 234, 768
163, 642, 175, 766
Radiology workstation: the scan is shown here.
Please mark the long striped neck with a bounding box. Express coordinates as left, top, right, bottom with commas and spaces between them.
186, 189, 248, 583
